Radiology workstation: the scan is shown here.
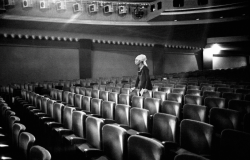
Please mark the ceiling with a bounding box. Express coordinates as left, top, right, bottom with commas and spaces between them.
0, 0, 249, 52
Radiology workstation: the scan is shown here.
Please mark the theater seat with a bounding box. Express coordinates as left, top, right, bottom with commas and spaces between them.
74, 116, 104, 160
209, 108, 240, 136
167, 93, 183, 104
153, 91, 167, 102
118, 94, 130, 105
144, 97, 161, 116
131, 96, 144, 108
204, 97, 226, 112
99, 90, 109, 101
152, 113, 178, 143
184, 95, 203, 105
186, 89, 202, 96
203, 91, 221, 99
222, 92, 243, 108
228, 100, 250, 121
165, 119, 214, 160
127, 135, 165, 160
89, 124, 129, 160
29, 145, 51, 160
220, 129, 250, 160
183, 104, 207, 122
142, 90, 153, 98
18, 132, 36, 160
101, 101, 115, 120
108, 92, 118, 104
161, 100, 181, 120
172, 88, 185, 95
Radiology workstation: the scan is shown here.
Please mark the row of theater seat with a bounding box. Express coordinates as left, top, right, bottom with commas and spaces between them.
11, 88, 250, 160
0, 96, 51, 160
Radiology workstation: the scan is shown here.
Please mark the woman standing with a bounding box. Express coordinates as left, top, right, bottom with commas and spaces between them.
131, 54, 152, 95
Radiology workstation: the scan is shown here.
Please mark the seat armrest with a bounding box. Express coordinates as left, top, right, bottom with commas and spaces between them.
40, 117, 54, 122
47, 122, 63, 128
162, 141, 178, 150
55, 128, 74, 136
103, 119, 116, 124
89, 114, 102, 118
137, 132, 152, 138
118, 124, 130, 130
84, 148, 104, 159
70, 137, 86, 145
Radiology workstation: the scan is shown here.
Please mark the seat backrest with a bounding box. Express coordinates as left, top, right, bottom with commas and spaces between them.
72, 111, 87, 138
75, 87, 80, 94
8, 116, 20, 135
36, 95, 43, 110
69, 86, 75, 93
12, 123, 26, 149
102, 124, 128, 160
204, 97, 226, 112
228, 99, 250, 119
53, 103, 65, 123
91, 89, 100, 99
57, 90, 63, 101
209, 108, 240, 134
99, 90, 109, 101
172, 88, 185, 95
108, 92, 118, 104
130, 108, 149, 132
128, 135, 165, 160
99, 85, 106, 91
187, 85, 200, 90
132, 96, 144, 108
144, 98, 161, 116
142, 90, 153, 98
214, 84, 229, 90
222, 92, 243, 108
115, 104, 130, 125
85, 88, 92, 97
235, 89, 250, 95
180, 119, 213, 155
161, 100, 181, 119
183, 104, 207, 122
79, 87, 86, 96
184, 95, 203, 105
152, 113, 177, 142
68, 92, 75, 106
160, 87, 172, 94
201, 86, 215, 93
101, 101, 115, 120
167, 93, 183, 104
118, 94, 130, 105
220, 129, 250, 160
186, 89, 202, 96
29, 145, 51, 160
46, 99, 55, 118
19, 132, 36, 160
121, 88, 130, 95
74, 94, 83, 108
82, 96, 91, 112
41, 97, 49, 114
62, 91, 70, 103
153, 91, 167, 102
217, 87, 234, 94
91, 98, 103, 115
85, 116, 104, 149
63, 106, 76, 129
112, 87, 121, 94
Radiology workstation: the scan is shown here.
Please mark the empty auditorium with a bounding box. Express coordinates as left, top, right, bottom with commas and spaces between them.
0, 0, 249, 160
